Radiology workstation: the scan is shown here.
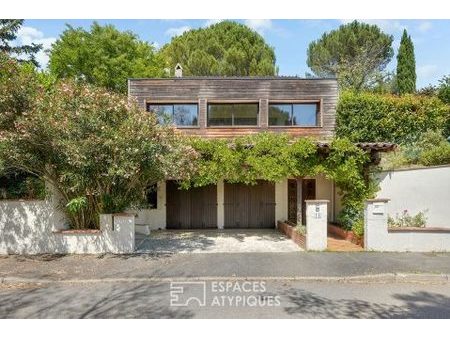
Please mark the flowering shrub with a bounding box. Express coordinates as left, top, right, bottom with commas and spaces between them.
388, 210, 427, 228
1, 80, 196, 229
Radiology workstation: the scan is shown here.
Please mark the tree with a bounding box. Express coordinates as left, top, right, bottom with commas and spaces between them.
396, 29, 416, 94
0, 19, 42, 66
307, 21, 394, 90
1, 79, 197, 228
437, 75, 450, 104
159, 21, 277, 76
48, 22, 165, 93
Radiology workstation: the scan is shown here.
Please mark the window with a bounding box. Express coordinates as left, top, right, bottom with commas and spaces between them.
269, 103, 319, 126
147, 103, 198, 126
208, 103, 258, 126
146, 184, 158, 209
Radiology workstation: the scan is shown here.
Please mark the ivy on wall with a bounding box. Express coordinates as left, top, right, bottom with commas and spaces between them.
182, 133, 376, 234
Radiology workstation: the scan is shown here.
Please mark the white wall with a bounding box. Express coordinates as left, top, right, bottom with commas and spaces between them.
0, 198, 135, 254
365, 200, 450, 252
375, 166, 450, 228
315, 175, 334, 222
132, 181, 166, 230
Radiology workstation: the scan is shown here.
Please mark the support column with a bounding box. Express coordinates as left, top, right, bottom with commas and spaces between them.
364, 199, 389, 251
217, 180, 224, 229
296, 177, 303, 225
306, 200, 329, 251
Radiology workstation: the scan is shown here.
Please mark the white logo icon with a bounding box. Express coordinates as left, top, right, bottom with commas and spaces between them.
170, 281, 206, 307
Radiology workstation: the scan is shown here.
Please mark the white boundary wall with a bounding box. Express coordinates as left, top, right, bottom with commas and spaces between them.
375, 165, 450, 228
365, 199, 450, 252
0, 198, 135, 254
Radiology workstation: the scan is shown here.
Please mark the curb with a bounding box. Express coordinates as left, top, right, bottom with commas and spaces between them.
1, 273, 449, 285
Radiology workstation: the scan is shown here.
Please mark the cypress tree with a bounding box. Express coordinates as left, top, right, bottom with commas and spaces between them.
396, 29, 417, 94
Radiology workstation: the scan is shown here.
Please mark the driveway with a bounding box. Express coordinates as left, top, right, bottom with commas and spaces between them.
135, 229, 301, 253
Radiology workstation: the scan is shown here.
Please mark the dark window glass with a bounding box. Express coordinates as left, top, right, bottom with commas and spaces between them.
233, 104, 259, 125
147, 104, 198, 126
207, 103, 258, 126
292, 104, 318, 126
269, 104, 291, 126
146, 184, 158, 209
269, 103, 319, 126
207, 104, 233, 126
174, 104, 198, 126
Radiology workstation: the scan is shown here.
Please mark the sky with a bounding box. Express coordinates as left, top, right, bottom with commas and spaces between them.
20, 19, 450, 89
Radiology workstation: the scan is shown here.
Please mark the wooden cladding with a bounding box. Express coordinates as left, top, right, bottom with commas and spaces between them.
166, 181, 217, 229
224, 181, 275, 228
129, 78, 338, 139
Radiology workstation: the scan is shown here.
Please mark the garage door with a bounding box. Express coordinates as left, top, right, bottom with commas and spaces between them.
224, 181, 275, 228
166, 181, 217, 229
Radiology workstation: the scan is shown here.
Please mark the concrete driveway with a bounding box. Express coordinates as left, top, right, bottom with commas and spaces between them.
135, 229, 301, 253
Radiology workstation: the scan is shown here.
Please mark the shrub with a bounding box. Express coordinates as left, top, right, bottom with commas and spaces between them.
388, 210, 427, 228
337, 90, 450, 144
1, 80, 197, 229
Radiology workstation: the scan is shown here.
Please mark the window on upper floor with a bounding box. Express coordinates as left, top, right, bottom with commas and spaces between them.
207, 103, 259, 127
269, 102, 320, 127
147, 103, 198, 127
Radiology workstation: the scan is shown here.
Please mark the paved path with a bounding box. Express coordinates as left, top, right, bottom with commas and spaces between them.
136, 229, 301, 253
1, 279, 449, 318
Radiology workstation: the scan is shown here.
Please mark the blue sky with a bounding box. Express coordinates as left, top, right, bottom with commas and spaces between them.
21, 19, 450, 88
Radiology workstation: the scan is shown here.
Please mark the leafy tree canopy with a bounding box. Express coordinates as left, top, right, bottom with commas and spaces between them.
0, 19, 42, 66
159, 21, 277, 76
307, 20, 394, 90
396, 29, 416, 95
48, 22, 165, 93
437, 75, 450, 104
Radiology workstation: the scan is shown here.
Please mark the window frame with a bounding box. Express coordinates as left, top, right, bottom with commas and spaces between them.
207, 101, 260, 128
268, 100, 322, 128
146, 100, 200, 128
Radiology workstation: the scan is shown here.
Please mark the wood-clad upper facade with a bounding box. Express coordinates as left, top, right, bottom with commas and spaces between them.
128, 77, 338, 139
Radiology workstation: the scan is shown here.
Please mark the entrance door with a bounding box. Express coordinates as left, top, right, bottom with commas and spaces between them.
166, 181, 217, 229
224, 181, 275, 228
301, 179, 316, 225
287, 178, 316, 225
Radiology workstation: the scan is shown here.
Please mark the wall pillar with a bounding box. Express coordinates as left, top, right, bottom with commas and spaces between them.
364, 199, 389, 250
306, 200, 329, 251
217, 180, 224, 229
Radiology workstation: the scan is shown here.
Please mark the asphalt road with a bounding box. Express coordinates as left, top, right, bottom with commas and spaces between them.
1, 280, 450, 318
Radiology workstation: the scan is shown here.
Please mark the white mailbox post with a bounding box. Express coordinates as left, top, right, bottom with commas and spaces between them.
364, 198, 389, 250
306, 200, 329, 251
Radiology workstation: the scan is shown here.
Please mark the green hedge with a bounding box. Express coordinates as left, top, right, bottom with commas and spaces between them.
336, 91, 450, 143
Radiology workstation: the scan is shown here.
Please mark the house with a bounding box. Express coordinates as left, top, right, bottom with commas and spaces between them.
128, 74, 393, 231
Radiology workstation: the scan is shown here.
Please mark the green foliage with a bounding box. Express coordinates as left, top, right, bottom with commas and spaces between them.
437, 75, 450, 104
337, 90, 449, 144
184, 133, 373, 233
307, 20, 394, 90
0, 170, 46, 200
388, 210, 427, 228
351, 219, 364, 237
1, 79, 196, 229
396, 29, 416, 94
0, 20, 42, 66
160, 21, 277, 76
48, 22, 165, 93
381, 130, 450, 168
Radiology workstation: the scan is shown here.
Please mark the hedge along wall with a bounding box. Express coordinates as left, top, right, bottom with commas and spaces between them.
336, 91, 450, 143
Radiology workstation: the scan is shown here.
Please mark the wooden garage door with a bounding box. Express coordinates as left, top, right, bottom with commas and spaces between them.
166, 181, 217, 229
224, 181, 275, 228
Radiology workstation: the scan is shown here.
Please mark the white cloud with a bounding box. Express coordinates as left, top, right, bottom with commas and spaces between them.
15, 26, 56, 69
244, 19, 273, 35
341, 19, 405, 34
417, 21, 432, 33
165, 25, 191, 37
417, 64, 438, 79
203, 19, 223, 27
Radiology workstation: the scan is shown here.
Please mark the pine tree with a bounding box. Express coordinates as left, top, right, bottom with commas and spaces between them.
0, 19, 42, 66
396, 29, 416, 94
